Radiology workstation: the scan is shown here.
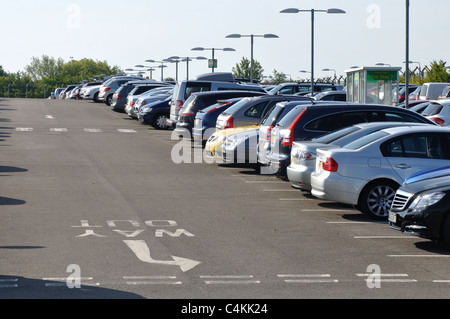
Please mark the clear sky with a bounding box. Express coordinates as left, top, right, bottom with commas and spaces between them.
0, 0, 448, 81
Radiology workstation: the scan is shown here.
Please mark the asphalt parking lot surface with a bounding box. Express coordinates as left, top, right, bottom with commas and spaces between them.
1, 98, 450, 300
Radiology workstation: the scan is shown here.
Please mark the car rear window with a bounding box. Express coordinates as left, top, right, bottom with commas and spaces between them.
276, 105, 308, 128
343, 131, 389, 150
221, 98, 251, 116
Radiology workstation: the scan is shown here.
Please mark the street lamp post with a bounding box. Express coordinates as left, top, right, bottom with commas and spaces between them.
191, 47, 236, 73
135, 65, 157, 79
405, 0, 410, 108
322, 68, 336, 83
166, 56, 207, 80
225, 33, 279, 83
280, 8, 346, 95
145, 60, 169, 81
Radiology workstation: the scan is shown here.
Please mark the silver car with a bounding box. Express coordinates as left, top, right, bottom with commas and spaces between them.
287, 122, 435, 191
310, 125, 450, 219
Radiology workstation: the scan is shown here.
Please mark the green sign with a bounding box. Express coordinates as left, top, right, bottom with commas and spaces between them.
367, 70, 397, 83
208, 59, 217, 68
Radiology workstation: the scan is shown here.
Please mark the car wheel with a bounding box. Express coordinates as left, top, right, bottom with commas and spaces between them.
152, 113, 169, 130
105, 95, 113, 106
93, 92, 100, 103
358, 180, 399, 219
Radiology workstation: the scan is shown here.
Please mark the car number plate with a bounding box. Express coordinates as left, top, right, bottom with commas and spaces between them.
388, 212, 397, 223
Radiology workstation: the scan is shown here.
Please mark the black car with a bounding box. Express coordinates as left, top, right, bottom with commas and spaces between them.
174, 90, 266, 137
266, 103, 438, 176
389, 166, 450, 248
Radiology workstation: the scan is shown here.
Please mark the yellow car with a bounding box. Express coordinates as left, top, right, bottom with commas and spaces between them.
205, 125, 259, 162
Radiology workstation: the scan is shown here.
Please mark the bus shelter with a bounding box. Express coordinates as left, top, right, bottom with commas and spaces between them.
345, 66, 401, 106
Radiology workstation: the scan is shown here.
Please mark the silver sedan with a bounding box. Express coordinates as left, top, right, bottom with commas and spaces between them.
287, 122, 434, 191
310, 125, 450, 219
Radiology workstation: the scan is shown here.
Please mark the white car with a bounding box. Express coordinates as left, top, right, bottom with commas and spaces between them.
424, 100, 450, 126
310, 125, 450, 219
82, 85, 101, 102
287, 122, 435, 191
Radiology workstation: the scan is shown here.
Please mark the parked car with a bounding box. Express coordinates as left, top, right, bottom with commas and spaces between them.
424, 100, 450, 126
438, 86, 450, 100
52, 88, 65, 99
397, 85, 419, 103
419, 83, 450, 101
192, 98, 243, 146
267, 103, 434, 176
59, 85, 78, 99
114, 82, 170, 113
215, 95, 310, 132
389, 166, 450, 248
310, 125, 450, 219
174, 90, 266, 136
408, 101, 432, 114
138, 96, 172, 129
82, 85, 102, 102
287, 122, 435, 191
98, 76, 146, 105
408, 86, 421, 101
267, 83, 343, 96
205, 125, 260, 162
313, 90, 347, 102
167, 72, 266, 128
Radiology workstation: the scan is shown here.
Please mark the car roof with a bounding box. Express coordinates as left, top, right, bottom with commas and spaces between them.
380, 124, 450, 135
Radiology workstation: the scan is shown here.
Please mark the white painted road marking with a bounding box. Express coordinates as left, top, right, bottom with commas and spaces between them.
278, 274, 338, 283
123, 240, 201, 272
200, 275, 260, 284
50, 128, 68, 132
117, 129, 137, 133
84, 128, 103, 133
15, 127, 33, 131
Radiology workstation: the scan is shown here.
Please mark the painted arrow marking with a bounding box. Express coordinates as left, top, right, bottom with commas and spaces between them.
123, 240, 201, 272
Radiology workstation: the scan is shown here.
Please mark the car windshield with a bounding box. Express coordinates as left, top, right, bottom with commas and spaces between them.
343, 131, 389, 150
267, 85, 283, 95
276, 105, 308, 128
421, 102, 442, 116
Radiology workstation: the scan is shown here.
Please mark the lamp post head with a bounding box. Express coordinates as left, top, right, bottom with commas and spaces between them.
226, 34, 241, 38
326, 8, 346, 14
191, 47, 204, 51
280, 8, 300, 13
222, 47, 236, 52
263, 34, 279, 38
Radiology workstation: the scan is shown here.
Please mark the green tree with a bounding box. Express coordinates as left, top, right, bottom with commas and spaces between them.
423, 59, 450, 83
232, 57, 264, 82
267, 69, 289, 85
25, 55, 64, 81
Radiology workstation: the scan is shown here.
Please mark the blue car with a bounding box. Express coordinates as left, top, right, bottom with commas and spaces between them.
138, 96, 172, 129
192, 97, 243, 146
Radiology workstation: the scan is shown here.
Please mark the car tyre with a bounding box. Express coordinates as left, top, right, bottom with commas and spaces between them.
152, 113, 169, 130
358, 180, 399, 220
105, 95, 113, 106
93, 92, 100, 103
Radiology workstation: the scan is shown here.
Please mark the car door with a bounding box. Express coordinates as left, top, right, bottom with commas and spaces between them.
382, 132, 450, 182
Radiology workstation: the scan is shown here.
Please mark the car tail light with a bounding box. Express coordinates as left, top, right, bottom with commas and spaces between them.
104, 87, 111, 93
224, 117, 234, 129
322, 157, 338, 172
116, 95, 121, 100
175, 100, 183, 112
266, 127, 273, 141
182, 111, 194, 116
130, 102, 135, 107
430, 117, 445, 125
282, 109, 306, 146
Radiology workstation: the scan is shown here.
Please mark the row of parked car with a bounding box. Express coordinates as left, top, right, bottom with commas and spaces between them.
54, 73, 450, 249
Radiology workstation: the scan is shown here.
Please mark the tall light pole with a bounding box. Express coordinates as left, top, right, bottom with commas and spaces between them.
405, 0, 410, 108
191, 47, 235, 73
166, 56, 207, 80
145, 60, 168, 81
135, 65, 156, 79
225, 33, 279, 83
280, 8, 346, 95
